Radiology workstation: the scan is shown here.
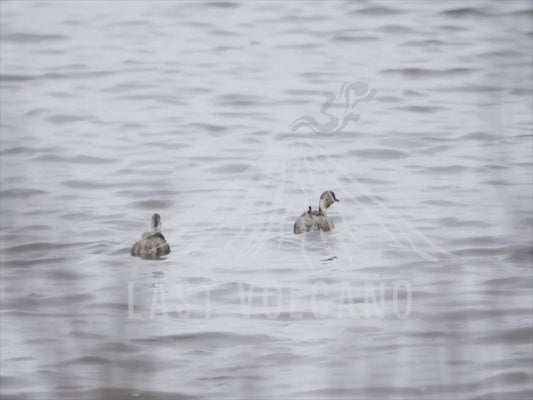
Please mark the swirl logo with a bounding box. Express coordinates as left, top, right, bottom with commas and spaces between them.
289, 81, 376, 136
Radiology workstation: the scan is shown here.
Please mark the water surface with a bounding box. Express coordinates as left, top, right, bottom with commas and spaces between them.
1, 1, 532, 399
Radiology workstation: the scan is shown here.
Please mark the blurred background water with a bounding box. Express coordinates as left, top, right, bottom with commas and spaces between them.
1, 1, 532, 399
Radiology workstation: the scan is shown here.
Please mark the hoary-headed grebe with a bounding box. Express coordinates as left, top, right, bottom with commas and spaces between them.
293, 191, 339, 234
131, 213, 170, 259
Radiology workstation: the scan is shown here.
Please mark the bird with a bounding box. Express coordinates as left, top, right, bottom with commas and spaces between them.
131, 213, 170, 259
294, 191, 339, 234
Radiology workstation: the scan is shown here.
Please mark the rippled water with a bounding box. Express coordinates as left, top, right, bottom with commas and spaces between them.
1, 1, 532, 399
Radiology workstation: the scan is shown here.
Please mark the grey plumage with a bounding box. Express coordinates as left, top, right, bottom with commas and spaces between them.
131, 213, 171, 259
294, 191, 339, 234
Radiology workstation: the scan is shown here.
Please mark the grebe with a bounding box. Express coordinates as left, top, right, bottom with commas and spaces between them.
293, 191, 339, 234
131, 213, 170, 259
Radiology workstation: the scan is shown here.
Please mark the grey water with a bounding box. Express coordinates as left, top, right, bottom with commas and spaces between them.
1, 1, 532, 399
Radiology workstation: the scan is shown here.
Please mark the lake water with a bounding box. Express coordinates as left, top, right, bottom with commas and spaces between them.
1, 1, 532, 399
